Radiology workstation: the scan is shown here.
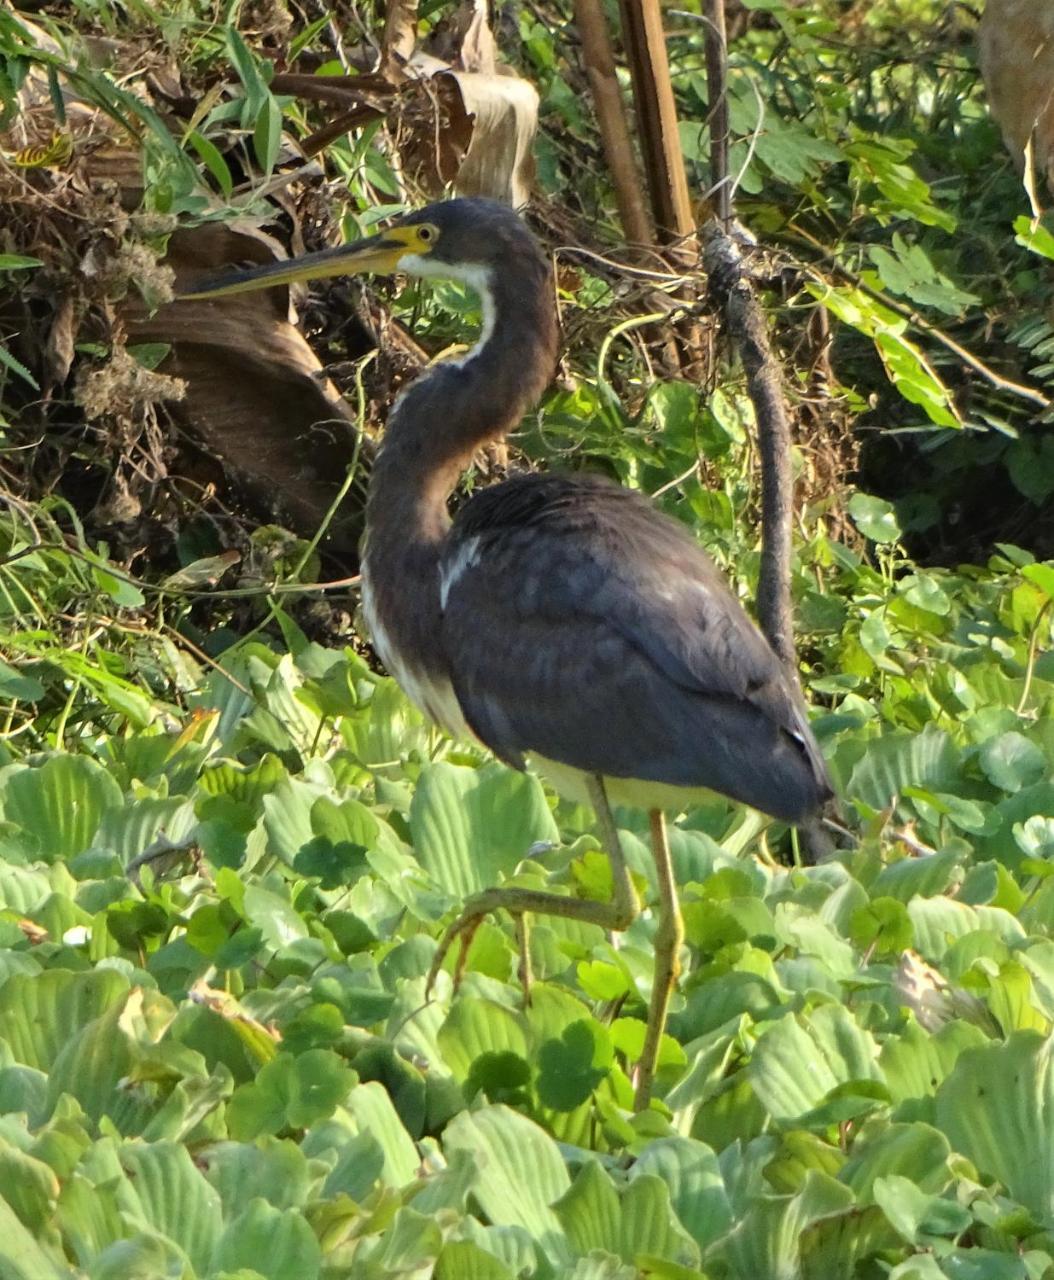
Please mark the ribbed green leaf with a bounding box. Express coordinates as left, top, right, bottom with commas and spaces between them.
0, 1193, 71, 1278
848, 727, 959, 813
437, 996, 528, 1081
435, 1240, 516, 1279
410, 762, 559, 897
0, 757, 123, 862
443, 1105, 570, 1263
212, 1198, 321, 1280
343, 1082, 419, 1188
0, 970, 129, 1071
750, 1006, 882, 1124
935, 1030, 1054, 1218
631, 1137, 732, 1251
714, 1171, 855, 1280
117, 1143, 223, 1275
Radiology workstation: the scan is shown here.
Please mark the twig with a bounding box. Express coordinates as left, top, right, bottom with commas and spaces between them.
704, 0, 729, 225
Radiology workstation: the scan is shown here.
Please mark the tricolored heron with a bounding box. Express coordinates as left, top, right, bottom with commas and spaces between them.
182, 198, 832, 1109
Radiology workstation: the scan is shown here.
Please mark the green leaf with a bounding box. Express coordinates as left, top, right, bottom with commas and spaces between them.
213, 1198, 322, 1280
872, 1174, 970, 1244
0, 658, 44, 701
1022, 562, 1054, 600
1014, 215, 1054, 261
935, 1030, 1054, 1218
252, 94, 282, 176
0, 755, 123, 861
0, 1191, 81, 1277
536, 1019, 613, 1111
0, 968, 130, 1071
186, 128, 233, 197
118, 1142, 223, 1276
0, 342, 40, 390
849, 897, 913, 957
227, 1050, 355, 1139
880, 1019, 989, 1106
437, 996, 529, 1082
847, 726, 960, 814
979, 732, 1047, 793
749, 1005, 882, 1125
0, 254, 43, 269
631, 1137, 732, 1251
848, 493, 901, 543
443, 1105, 571, 1263
410, 762, 559, 898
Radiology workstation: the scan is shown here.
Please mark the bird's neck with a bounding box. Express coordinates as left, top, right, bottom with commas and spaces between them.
365, 257, 558, 556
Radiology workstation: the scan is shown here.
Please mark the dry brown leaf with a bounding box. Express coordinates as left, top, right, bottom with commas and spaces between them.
980, 0, 1054, 190
440, 67, 538, 207
126, 222, 372, 562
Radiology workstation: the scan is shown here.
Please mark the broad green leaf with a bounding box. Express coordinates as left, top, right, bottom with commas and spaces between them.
212, 1198, 321, 1280
978, 731, 1046, 793
871, 1174, 971, 1245
536, 1019, 613, 1111
0, 658, 43, 701
443, 1105, 571, 1263
631, 1137, 733, 1251
201, 1138, 311, 1213
410, 762, 559, 897
935, 1030, 1054, 1218
839, 1123, 952, 1200
0, 969, 130, 1071
750, 1005, 882, 1125
0, 1191, 79, 1277
715, 1170, 855, 1280
436, 1241, 516, 1278
0, 756, 123, 861
117, 1143, 222, 1276
848, 727, 960, 814
437, 996, 528, 1081
848, 494, 901, 544
879, 1019, 989, 1105
343, 1081, 420, 1188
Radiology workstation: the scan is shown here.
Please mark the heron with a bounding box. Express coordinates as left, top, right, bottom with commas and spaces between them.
182, 197, 832, 1109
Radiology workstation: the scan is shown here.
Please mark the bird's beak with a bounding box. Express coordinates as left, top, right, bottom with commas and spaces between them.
179, 225, 419, 300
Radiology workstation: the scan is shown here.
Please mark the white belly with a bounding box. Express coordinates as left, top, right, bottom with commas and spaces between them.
530, 753, 719, 813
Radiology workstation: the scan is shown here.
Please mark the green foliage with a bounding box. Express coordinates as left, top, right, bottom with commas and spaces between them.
0, 0, 1054, 1276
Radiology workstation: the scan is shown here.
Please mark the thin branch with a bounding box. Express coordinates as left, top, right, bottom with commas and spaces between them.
704, 0, 730, 225
788, 225, 1051, 410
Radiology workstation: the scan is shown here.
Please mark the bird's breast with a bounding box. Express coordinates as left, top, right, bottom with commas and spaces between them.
360, 566, 467, 738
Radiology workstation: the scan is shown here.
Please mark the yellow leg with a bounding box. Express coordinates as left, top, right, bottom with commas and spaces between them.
634, 808, 684, 1111
425, 773, 640, 997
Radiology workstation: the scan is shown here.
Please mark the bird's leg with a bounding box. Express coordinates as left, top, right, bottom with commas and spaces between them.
424, 774, 640, 999
634, 808, 684, 1111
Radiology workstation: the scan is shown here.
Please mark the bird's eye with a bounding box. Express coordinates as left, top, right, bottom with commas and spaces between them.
418, 225, 435, 243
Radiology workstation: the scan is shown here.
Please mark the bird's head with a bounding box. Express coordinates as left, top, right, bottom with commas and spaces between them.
180, 197, 543, 300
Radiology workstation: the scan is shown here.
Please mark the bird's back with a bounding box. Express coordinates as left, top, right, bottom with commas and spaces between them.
440, 472, 832, 823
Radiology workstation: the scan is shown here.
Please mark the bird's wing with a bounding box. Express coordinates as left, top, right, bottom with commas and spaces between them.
439, 474, 830, 821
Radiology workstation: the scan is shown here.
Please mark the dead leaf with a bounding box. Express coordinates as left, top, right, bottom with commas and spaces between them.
162, 549, 241, 590
440, 67, 538, 207
44, 293, 76, 389
125, 222, 373, 563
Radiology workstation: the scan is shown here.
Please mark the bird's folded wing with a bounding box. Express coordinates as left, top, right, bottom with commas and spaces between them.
439, 477, 828, 818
